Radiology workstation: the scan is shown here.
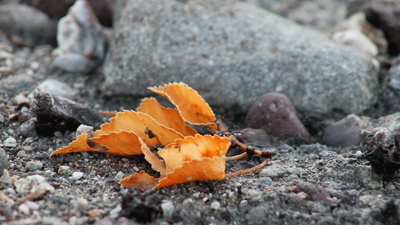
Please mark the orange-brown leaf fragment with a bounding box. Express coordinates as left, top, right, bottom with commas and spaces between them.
136, 97, 197, 137
155, 156, 226, 189
158, 134, 231, 173
90, 131, 143, 155
93, 111, 184, 147
99, 110, 117, 117
120, 135, 231, 190
50, 133, 99, 157
120, 171, 159, 190
139, 137, 166, 173
149, 82, 216, 125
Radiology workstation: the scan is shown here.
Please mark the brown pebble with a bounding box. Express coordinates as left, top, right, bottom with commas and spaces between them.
245, 93, 310, 141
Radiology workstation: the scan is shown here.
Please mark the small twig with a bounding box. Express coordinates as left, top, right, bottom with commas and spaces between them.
224, 157, 268, 178
226, 152, 247, 161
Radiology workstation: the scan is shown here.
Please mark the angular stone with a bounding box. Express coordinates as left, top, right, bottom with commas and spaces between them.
245, 93, 310, 140
103, 0, 378, 118
3, 137, 17, 148
292, 180, 333, 205
25, 162, 43, 171
354, 165, 383, 189
235, 128, 269, 143
53, 0, 107, 73
322, 114, 363, 147
259, 162, 287, 179
30, 88, 108, 136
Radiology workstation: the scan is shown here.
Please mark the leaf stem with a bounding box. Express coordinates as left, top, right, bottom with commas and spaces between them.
224, 157, 268, 178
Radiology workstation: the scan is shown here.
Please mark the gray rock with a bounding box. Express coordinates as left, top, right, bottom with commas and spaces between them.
259, 162, 287, 179
36, 78, 77, 99
30, 88, 108, 135
25, 161, 43, 171
246, 205, 268, 224
14, 175, 55, 193
103, 0, 378, 118
355, 165, 383, 189
3, 137, 17, 148
235, 128, 269, 143
161, 200, 174, 219
322, 114, 363, 147
0, 4, 57, 46
72, 197, 90, 215
259, 177, 273, 186
17, 120, 38, 138
53, 53, 97, 74
114, 171, 124, 182
246, 0, 349, 33
0, 148, 9, 176
297, 143, 328, 154
53, 0, 107, 73
292, 180, 333, 205
388, 56, 400, 90
58, 166, 70, 175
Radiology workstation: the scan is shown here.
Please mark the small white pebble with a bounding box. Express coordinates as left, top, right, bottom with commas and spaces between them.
73, 197, 89, 212
182, 198, 193, 205
25, 161, 43, 171
76, 124, 94, 137
109, 205, 122, 219
18, 203, 30, 215
58, 166, 70, 175
17, 150, 26, 157
22, 145, 33, 151
71, 172, 84, 180
355, 151, 363, 158
210, 201, 221, 210
161, 200, 174, 219
4, 137, 17, 148
24, 200, 40, 210
114, 171, 124, 182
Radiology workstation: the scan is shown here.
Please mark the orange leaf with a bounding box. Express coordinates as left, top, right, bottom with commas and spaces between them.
120, 171, 159, 190
90, 131, 143, 155
155, 156, 226, 189
120, 135, 231, 190
138, 136, 166, 173
50, 133, 101, 157
158, 134, 231, 173
149, 82, 216, 125
136, 97, 197, 137
99, 110, 117, 117
93, 110, 184, 146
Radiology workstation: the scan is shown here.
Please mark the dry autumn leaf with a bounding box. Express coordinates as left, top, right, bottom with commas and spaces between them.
50, 82, 271, 190
136, 97, 198, 137
149, 82, 218, 133
120, 134, 230, 190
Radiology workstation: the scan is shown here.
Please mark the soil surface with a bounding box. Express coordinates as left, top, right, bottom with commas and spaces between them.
1, 1, 400, 225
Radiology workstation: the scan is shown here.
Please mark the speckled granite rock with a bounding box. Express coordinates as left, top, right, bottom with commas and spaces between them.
102, 0, 378, 118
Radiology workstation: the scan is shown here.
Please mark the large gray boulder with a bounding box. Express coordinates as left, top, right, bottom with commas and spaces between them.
102, 0, 378, 117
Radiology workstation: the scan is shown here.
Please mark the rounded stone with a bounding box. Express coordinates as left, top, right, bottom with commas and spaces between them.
25, 161, 43, 171
58, 166, 70, 175
245, 93, 310, 141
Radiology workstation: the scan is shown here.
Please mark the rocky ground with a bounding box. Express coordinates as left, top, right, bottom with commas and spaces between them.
1, 0, 400, 225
